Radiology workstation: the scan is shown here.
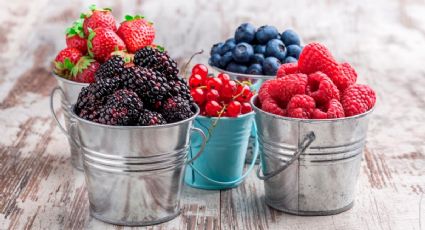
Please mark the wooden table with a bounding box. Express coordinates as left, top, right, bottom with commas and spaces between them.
0, 0, 424, 229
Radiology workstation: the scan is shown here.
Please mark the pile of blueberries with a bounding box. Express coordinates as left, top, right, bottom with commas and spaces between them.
209, 23, 302, 76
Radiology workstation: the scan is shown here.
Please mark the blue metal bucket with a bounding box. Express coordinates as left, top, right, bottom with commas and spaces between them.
185, 112, 259, 190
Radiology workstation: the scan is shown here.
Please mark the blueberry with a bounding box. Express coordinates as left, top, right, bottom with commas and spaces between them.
210, 42, 224, 56
255, 25, 279, 44
286, 44, 302, 59
220, 39, 236, 54
284, 56, 298, 64
281, 29, 300, 46
219, 52, 233, 68
235, 23, 256, 43
247, 63, 263, 75
263, 57, 281, 75
210, 54, 221, 67
232, 42, 254, 63
254, 45, 266, 54
226, 62, 248, 74
251, 53, 265, 64
265, 39, 287, 60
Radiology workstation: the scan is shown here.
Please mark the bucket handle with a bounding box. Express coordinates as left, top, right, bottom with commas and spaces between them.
186, 127, 207, 165
186, 122, 260, 185
50, 86, 69, 136
256, 131, 316, 181
50, 87, 81, 149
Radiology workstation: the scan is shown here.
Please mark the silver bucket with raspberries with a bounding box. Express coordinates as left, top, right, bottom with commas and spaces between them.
50, 75, 89, 170
209, 24, 304, 164
54, 47, 207, 226
252, 42, 377, 215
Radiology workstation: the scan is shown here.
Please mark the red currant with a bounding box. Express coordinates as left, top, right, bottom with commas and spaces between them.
235, 85, 253, 103
221, 80, 237, 99
206, 78, 223, 91
217, 73, 230, 84
206, 89, 220, 101
189, 74, 204, 88
205, 100, 223, 117
241, 102, 253, 114
192, 64, 208, 79
190, 88, 206, 105
226, 101, 242, 117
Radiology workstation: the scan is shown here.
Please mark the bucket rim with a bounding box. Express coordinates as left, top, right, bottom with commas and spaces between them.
209, 64, 275, 80
251, 95, 374, 123
196, 111, 255, 121
69, 104, 200, 129
52, 72, 90, 87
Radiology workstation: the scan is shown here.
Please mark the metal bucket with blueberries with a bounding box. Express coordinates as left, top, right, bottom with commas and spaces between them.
55, 104, 206, 226
50, 74, 89, 170
251, 95, 373, 215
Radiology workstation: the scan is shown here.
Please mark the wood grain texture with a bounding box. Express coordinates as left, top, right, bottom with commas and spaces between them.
0, 0, 424, 229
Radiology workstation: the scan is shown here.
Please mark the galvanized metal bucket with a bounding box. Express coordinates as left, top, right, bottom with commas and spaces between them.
210, 66, 274, 164
50, 74, 88, 170
61, 105, 206, 226
184, 113, 259, 190
251, 95, 373, 215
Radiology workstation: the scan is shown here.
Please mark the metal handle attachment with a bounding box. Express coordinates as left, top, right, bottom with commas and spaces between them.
50, 86, 81, 149
257, 131, 316, 180
186, 127, 207, 165
187, 122, 260, 185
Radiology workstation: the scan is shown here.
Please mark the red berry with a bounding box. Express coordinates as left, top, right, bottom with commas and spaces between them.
192, 64, 208, 78
226, 101, 242, 117
276, 63, 299, 78
221, 80, 237, 99
312, 99, 345, 119
189, 74, 204, 88
241, 102, 253, 114
286, 94, 316, 119
217, 73, 231, 83
206, 89, 220, 101
191, 88, 206, 105
341, 84, 376, 116
261, 98, 287, 116
206, 78, 223, 91
235, 85, 253, 103
306, 71, 340, 105
205, 100, 222, 117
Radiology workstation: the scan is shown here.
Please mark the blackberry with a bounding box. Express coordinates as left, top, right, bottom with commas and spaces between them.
95, 55, 125, 81
160, 95, 194, 123
137, 110, 167, 126
168, 76, 193, 103
74, 77, 121, 116
133, 47, 179, 80
120, 66, 171, 107
95, 89, 143, 125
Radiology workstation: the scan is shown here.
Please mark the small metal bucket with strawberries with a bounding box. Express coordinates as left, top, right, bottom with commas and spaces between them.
185, 64, 259, 189
252, 42, 376, 215
208, 24, 305, 164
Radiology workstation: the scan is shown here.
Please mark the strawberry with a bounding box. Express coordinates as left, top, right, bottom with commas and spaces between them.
70, 56, 99, 83
81, 4, 117, 36
88, 27, 126, 62
117, 15, 155, 53
53, 47, 83, 78
66, 19, 87, 53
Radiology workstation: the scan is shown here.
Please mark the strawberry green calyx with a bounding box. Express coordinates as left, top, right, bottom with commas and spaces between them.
154, 45, 165, 52
54, 58, 74, 79
66, 19, 84, 38
87, 28, 95, 57
124, 14, 145, 21
80, 4, 112, 19
111, 50, 134, 63
71, 56, 94, 77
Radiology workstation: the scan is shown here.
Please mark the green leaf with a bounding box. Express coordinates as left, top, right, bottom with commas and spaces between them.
125, 15, 133, 21
89, 4, 97, 11
156, 45, 165, 52
80, 13, 86, 19
88, 29, 95, 41
63, 58, 74, 70
104, 7, 112, 11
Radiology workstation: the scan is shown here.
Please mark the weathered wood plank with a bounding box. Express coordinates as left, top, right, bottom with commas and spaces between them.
0, 0, 424, 229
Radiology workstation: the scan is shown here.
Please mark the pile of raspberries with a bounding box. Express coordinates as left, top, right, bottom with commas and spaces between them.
258, 42, 376, 119
74, 47, 195, 126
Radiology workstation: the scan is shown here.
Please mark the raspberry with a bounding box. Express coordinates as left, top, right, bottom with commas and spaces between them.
270, 73, 308, 104
261, 98, 287, 116
341, 84, 376, 116
286, 94, 315, 119
276, 63, 299, 78
306, 71, 340, 105
298, 42, 355, 90
312, 99, 345, 119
